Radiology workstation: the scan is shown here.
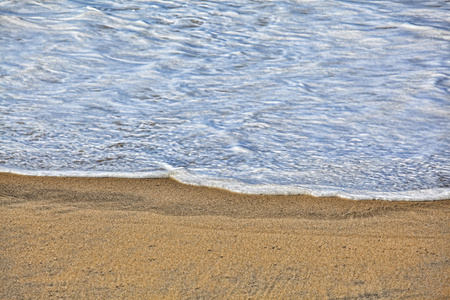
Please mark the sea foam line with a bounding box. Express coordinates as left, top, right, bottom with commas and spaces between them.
1, 167, 448, 201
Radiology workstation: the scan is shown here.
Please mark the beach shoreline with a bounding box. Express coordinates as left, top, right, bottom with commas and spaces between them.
1, 172, 449, 298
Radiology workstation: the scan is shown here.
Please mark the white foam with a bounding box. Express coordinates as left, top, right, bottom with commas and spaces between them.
1, 167, 448, 201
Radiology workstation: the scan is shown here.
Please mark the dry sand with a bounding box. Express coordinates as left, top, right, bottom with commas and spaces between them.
1, 172, 449, 299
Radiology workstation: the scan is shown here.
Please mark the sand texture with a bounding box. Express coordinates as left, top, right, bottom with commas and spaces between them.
1, 173, 449, 299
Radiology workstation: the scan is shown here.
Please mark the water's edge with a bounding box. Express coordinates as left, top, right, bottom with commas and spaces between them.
2, 167, 448, 201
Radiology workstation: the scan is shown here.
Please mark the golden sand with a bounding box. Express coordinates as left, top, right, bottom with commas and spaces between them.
1, 173, 449, 298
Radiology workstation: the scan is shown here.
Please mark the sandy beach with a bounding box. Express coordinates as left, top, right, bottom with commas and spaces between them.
1, 172, 449, 299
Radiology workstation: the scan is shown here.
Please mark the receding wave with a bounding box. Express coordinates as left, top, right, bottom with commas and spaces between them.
0, 0, 449, 201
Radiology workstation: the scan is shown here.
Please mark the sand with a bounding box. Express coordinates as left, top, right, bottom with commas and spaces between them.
1, 172, 449, 299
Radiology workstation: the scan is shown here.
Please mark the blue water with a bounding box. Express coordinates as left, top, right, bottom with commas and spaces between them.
1, 0, 449, 200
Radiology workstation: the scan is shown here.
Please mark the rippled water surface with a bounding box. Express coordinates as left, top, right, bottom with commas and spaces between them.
1, 0, 449, 200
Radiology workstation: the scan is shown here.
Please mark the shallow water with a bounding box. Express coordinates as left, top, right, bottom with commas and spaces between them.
1, 0, 449, 200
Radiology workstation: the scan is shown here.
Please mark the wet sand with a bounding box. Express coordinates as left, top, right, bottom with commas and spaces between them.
1, 172, 449, 298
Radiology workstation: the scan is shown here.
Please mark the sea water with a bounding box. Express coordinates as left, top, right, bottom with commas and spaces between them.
0, 0, 449, 200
